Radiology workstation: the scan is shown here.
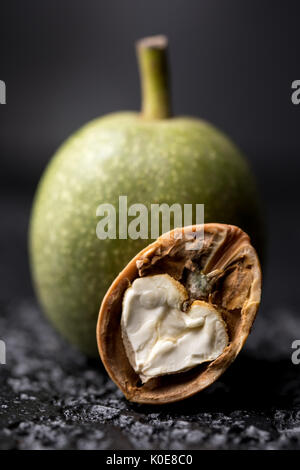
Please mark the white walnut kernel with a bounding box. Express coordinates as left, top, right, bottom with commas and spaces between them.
121, 274, 228, 383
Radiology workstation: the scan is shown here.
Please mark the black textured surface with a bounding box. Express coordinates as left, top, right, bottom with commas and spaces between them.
0, 193, 300, 450
0, 299, 300, 450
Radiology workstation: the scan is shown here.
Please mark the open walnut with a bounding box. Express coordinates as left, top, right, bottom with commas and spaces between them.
97, 224, 262, 404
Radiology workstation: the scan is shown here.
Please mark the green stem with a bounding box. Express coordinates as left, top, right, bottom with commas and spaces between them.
136, 35, 171, 120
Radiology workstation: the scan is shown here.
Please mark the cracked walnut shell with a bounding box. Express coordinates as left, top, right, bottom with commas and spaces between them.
97, 224, 262, 404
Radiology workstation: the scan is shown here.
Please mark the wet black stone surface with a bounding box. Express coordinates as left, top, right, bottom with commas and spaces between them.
0, 192, 300, 450
1, 299, 300, 450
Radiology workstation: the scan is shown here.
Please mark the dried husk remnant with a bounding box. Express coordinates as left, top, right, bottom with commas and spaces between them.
97, 224, 262, 404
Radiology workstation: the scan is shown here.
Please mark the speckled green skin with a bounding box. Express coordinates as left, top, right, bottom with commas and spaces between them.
29, 112, 262, 356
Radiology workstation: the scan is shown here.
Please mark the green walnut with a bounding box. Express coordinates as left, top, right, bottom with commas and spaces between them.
29, 36, 263, 356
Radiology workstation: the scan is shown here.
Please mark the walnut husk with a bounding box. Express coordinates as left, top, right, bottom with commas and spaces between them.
97, 224, 262, 404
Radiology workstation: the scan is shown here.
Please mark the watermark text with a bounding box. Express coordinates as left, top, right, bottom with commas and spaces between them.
0, 340, 6, 364
291, 80, 300, 105
291, 339, 300, 364
96, 196, 204, 250
0, 80, 6, 104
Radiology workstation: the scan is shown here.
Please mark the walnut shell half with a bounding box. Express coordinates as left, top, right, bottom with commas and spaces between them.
97, 224, 262, 404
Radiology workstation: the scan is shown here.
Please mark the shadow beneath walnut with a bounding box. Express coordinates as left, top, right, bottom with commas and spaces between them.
128, 353, 300, 414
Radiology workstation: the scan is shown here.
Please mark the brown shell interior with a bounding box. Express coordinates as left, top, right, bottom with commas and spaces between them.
97, 224, 262, 404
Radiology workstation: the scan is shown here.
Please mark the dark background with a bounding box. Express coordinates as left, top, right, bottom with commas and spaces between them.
0, 0, 300, 450
1, 0, 300, 309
